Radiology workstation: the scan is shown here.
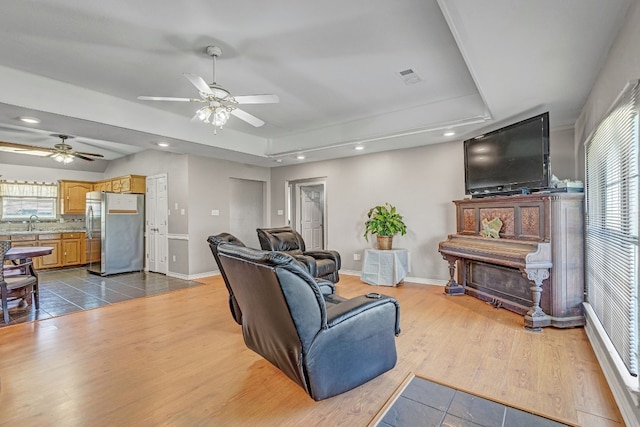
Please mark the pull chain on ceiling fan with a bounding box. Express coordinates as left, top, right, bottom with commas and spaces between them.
137, 46, 279, 133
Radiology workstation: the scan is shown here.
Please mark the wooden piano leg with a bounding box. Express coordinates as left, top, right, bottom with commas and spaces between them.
443, 256, 465, 296
523, 268, 551, 331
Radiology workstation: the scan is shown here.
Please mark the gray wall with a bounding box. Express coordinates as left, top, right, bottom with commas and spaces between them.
270, 128, 577, 282
186, 154, 270, 276
572, 2, 640, 425
106, 150, 271, 277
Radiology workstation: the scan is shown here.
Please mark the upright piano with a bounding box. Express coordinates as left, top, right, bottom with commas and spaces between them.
438, 193, 585, 330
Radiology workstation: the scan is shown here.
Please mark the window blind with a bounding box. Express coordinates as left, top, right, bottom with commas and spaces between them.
585, 79, 639, 377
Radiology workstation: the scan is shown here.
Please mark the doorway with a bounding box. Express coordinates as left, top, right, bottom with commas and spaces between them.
229, 178, 266, 248
145, 174, 168, 274
288, 179, 327, 250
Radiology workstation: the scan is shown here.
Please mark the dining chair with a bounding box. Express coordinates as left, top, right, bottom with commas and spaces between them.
0, 240, 39, 324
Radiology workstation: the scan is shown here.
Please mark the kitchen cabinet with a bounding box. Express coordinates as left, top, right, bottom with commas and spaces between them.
6, 232, 87, 269
12, 234, 62, 269
62, 232, 83, 266
59, 180, 93, 215
93, 180, 112, 192
92, 175, 145, 194
112, 175, 145, 194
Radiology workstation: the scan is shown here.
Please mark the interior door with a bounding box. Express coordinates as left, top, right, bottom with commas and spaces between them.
145, 174, 168, 274
296, 183, 325, 250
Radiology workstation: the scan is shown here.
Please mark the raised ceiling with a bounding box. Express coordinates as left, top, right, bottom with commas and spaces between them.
0, 0, 631, 171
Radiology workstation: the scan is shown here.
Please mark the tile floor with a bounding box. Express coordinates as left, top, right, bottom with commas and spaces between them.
1, 267, 202, 327
379, 376, 569, 427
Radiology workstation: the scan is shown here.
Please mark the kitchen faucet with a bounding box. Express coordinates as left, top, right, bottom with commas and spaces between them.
28, 214, 39, 231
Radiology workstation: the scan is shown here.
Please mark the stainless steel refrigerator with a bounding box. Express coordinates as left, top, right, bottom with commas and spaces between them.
86, 191, 144, 276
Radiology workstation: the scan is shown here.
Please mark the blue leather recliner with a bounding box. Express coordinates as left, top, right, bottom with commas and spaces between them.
214, 242, 400, 401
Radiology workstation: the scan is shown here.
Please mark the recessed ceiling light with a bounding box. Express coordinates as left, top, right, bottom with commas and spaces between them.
443, 131, 455, 137
157, 142, 169, 147
355, 145, 365, 151
274, 159, 283, 163
296, 155, 305, 160
19, 116, 41, 124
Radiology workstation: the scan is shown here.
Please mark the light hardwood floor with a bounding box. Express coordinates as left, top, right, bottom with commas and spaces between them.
0, 275, 622, 426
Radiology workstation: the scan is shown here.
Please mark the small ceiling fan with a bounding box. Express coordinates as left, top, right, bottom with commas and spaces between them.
0, 134, 105, 163
137, 46, 279, 130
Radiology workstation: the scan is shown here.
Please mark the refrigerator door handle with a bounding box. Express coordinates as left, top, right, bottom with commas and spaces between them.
87, 205, 93, 239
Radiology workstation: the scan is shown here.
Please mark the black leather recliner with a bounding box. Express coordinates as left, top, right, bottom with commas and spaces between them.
207, 233, 246, 325
256, 226, 341, 282
207, 232, 337, 325
215, 243, 400, 401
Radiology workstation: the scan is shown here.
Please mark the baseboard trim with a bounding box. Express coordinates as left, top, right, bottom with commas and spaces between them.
167, 271, 220, 281
583, 302, 640, 426
340, 270, 446, 286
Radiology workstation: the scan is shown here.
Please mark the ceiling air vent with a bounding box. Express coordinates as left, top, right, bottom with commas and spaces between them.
397, 68, 423, 85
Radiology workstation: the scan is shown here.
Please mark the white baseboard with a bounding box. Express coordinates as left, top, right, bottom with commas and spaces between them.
340, 270, 446, 286
583, 302, 640, 426
167, 270, 220, 281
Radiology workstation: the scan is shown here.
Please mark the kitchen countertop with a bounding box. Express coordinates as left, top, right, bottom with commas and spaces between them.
0, 229, 86, 235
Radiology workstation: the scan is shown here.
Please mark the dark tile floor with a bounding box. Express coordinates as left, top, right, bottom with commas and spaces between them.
379, 376, 569, 427
1, 268, 202, 327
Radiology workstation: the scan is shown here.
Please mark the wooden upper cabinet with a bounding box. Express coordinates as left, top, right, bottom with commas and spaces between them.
93, 175, 145, 194
59, 180, 93, 215
116, 175, 145, 194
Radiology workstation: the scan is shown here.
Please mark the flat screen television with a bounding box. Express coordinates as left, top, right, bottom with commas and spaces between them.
464, 112, 550, 197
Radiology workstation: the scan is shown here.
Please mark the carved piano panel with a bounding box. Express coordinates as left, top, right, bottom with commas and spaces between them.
439, 193, 584, 329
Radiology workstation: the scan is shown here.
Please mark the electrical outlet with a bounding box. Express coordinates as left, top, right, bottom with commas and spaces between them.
353, 253, 361, 261
211, 209, 219, 216
172, 255, 176, 262
180, 209, 185, 215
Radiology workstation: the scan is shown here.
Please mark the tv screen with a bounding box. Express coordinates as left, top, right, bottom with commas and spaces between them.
464, 112, 550, 197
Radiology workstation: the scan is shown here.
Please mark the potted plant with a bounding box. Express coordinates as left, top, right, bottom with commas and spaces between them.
363, 202, 407, 250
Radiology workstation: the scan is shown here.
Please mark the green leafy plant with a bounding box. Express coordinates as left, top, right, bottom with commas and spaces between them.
363, 202, 407, 241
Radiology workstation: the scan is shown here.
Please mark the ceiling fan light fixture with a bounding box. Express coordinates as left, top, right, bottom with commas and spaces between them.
212, 107, 230, 127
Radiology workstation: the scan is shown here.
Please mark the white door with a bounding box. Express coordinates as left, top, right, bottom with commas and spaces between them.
146, 174, 168, 274
296, 183, 325, 250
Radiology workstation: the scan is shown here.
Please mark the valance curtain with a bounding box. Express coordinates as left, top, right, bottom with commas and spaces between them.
0, 180, 58, 198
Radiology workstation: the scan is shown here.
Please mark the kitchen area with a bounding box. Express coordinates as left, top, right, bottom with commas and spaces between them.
0, 174, 197, 326
0, 175, 145, 271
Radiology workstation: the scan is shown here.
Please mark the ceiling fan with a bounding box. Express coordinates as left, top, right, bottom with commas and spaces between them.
137, 46, 279, 130
0, 134, 105, 163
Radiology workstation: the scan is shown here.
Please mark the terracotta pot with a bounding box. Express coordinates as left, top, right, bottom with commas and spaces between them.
376, 235, 393, 250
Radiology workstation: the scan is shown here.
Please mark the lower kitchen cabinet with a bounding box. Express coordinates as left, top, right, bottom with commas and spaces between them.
62, 233, 82, 266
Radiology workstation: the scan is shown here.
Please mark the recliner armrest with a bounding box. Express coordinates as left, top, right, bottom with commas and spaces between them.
315, 278, 336, 295
304, 250, 341, 269
325, 295, 401, 336
292, 254, 318, 277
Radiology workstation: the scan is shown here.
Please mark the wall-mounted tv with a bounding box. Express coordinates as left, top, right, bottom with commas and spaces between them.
464, 112, 550, 197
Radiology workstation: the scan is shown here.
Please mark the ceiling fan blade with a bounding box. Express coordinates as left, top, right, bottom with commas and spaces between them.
75, 151, 104, 158
183, 73, 213, 96
72, 153, 96, 161
230, 108, 265, 128
234, 94, 279, 104
0, 141, 55, 156
138, 96, 194, 102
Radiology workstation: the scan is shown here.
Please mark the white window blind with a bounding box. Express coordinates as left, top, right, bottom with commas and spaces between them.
585, 79, 639, 377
